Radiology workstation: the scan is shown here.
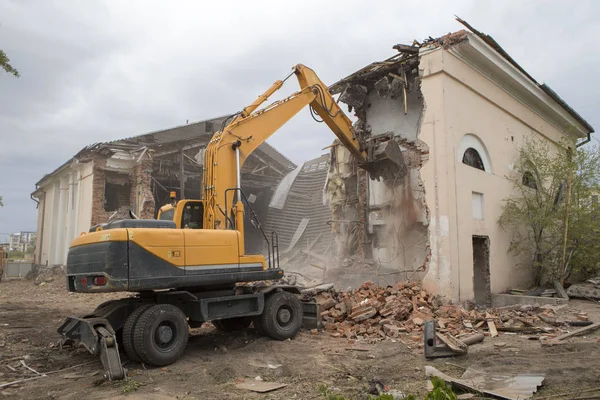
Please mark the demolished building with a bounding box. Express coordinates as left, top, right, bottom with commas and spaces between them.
28, 19, 595, 305
31, 117, 295, 266
323, 19, 594, 302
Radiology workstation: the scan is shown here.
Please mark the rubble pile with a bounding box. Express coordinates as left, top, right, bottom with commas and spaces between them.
313, 281, 574, 342
25, 265, 65, 285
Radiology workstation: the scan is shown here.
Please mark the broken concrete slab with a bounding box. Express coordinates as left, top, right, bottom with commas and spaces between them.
374, 76, 391, 98
491, 294, 568, 308
425, 365, 544, 400
339, 84, 367, 109
553, 280, 569, 300
567, 282, 600, 300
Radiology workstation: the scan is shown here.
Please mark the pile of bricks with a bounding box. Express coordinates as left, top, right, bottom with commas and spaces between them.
315, 281, 562, 342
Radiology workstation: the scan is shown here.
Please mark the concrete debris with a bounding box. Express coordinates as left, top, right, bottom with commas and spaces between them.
374, 76, 391, 98
26, 265, 65, 285
338, 84, 367, 110
567, 281, 600, 300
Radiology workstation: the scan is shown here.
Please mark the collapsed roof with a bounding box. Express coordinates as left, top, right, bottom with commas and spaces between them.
34, 116, 296, 188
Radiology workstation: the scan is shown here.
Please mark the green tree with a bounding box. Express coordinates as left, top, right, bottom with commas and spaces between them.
0, 196, 3, 207
0, 49, 19, 77
8, 250, 25, 259
499, 138, 600, 284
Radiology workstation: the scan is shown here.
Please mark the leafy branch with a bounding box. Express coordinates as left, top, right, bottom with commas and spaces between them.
0, 49, 19, 77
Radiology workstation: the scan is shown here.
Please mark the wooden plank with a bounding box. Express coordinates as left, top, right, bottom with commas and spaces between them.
556, 322, 600, 341
487, 320, 498, 337
436, 332, 467, 354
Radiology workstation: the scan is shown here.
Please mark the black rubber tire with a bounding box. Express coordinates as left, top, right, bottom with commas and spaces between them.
258, 291, 303, 341
122, 304, 153, 362
212, 317, 253, 332
132, 304, 189, 366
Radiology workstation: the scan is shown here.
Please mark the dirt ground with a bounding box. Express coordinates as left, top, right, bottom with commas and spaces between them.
1, 279, 600, 400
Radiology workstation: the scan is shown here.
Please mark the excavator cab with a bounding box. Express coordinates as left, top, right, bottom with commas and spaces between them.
157, 200, 204, 229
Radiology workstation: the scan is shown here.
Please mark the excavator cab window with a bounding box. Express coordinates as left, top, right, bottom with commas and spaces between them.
182, 202, 203, 229
159, 209, 175, 221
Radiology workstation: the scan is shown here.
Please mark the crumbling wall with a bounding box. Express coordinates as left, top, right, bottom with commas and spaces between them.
327, 61, 431, 288
131, 152, 155, 219
91, 153, 156, 226
90, 156, 109, 226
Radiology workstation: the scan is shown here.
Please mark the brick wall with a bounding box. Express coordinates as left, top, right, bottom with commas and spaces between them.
91, 157, 108, 226
90, 151, 156, 225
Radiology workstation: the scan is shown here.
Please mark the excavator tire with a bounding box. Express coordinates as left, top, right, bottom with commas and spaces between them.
122, 303, 153, 362
212, 317, 252, 332
258, 291, 303, 341
133, 304, 188, 366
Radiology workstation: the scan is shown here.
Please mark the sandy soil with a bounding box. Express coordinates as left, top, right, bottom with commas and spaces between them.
1, 278, 599, 399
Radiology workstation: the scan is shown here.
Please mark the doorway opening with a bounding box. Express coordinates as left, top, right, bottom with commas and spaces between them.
472, 235, 491, 305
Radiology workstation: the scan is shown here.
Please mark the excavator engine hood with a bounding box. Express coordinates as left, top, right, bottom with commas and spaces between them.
363, 137, 407, 182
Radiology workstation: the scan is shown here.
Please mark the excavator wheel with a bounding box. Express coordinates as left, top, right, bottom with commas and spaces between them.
212, 317, 253, 332
132, 304, 189, 366
122, 304, 153, 362
258, 291, 303, 341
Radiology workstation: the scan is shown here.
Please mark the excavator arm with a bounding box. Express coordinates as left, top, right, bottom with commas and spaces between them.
202, 64, 404, 250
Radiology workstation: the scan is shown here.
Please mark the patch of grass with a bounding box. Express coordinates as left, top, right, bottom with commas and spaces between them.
318, 383, 346, 400
121, 377, 144, 394
424, 377, 456, 400
317, 378, 455, 400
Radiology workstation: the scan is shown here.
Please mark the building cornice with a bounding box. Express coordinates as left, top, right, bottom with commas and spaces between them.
446, 34, 591, 140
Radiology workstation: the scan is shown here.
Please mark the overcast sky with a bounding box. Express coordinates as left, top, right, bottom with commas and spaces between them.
0, 0, 598, 240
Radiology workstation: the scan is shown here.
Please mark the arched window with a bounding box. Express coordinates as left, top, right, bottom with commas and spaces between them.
457, 134, 492, 173
462, 148, 485, 171
522, 171, 537, 190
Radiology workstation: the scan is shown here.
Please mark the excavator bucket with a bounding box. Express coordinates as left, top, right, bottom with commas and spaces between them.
363, 138, 407, 182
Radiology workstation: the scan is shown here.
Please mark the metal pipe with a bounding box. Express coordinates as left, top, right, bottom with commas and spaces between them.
235, 146, 241, 202
37, 191, 46, 266
576, 132, 592, 148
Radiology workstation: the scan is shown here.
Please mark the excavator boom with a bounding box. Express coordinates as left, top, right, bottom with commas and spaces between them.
203, 64, 404, 236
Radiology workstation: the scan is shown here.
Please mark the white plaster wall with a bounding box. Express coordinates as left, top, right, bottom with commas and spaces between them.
420, 46, 578, 302
35, 161, 95, 266
365, 89, 423, 140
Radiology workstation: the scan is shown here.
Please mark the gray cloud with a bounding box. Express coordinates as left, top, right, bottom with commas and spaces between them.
0, 0, 598, 240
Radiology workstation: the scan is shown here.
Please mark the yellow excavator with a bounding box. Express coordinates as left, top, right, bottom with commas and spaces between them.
58, 65, 404, 380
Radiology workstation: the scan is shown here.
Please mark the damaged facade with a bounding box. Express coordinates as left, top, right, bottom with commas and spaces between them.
31, 117, 295, 266
326, 21, 594, 302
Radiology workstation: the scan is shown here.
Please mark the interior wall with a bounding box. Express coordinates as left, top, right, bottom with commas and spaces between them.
327, 67, 431, 288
